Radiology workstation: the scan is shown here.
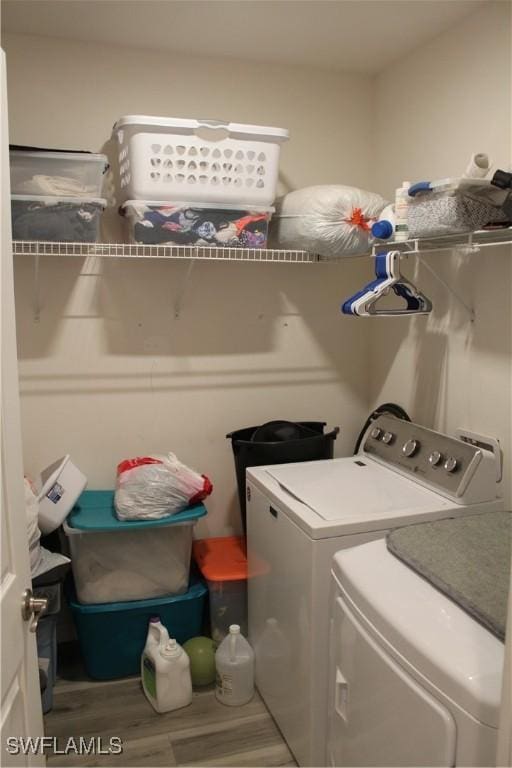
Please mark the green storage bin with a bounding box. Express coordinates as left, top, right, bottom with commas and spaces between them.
67, 577, 207, 680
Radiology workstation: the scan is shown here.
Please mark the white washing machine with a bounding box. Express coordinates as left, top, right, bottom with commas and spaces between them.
246, 414, 502, 767
327, 538, 505, 767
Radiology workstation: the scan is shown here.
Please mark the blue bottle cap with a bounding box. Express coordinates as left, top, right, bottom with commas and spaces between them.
371, 220, 394, 240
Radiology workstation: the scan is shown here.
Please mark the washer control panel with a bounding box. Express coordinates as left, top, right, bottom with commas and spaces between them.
362, 414, 486, 497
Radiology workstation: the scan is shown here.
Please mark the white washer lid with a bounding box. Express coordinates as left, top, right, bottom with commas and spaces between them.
267, 458, 453, 522
332, 539, 504, 728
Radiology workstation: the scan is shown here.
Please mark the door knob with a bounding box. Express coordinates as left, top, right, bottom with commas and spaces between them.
21, 588, 48, 633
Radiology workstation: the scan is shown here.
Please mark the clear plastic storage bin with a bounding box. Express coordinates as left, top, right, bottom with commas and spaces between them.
192, 536, 247, 645
121, 200, 273, 247
63, 491, 207, 604
113, 115, 288, 206
407, 178, 507, 238
10, 150, 108, 198
11, 196, 106, 242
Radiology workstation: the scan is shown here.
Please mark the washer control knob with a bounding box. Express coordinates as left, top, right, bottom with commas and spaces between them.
444, 456, 458, 473
370, 427, 382, 440
428, 450, 443, 467
381, 431, 395, 445
402, 439, 419, 457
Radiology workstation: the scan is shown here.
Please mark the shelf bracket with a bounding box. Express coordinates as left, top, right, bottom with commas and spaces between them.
418, 255, 475, 322
33, 253, 41, 322
173, 259, 196, 319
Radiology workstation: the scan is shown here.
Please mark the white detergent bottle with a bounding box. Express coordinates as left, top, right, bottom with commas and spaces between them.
215, 624, 255, 706
394, 181, 411, 242
371, 204, 395, 240
142, 634, 192, 714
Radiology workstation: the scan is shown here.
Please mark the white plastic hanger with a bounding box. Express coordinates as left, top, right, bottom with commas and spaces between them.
342, 251, 432, 317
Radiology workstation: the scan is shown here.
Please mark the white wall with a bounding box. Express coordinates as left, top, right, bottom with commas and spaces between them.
4, 0, 511, 536
3, 33, 374, 535
371, 0, 512, 504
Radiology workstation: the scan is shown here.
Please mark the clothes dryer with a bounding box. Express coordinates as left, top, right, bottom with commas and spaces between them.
327, 538, 504, 766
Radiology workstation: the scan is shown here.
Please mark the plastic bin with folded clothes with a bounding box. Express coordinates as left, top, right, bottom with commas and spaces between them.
120, 200, 273, 248
9, 146, 108, 242
406, 177, 510, 238
11, 196, 106, 242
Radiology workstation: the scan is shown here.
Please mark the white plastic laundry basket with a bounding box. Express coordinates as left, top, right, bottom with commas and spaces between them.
113, 116, 289, 206
37, 455, 87, 534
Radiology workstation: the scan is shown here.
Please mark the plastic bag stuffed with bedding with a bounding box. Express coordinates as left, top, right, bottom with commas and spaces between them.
269, 185, 388, 258
115, 454, 213, 521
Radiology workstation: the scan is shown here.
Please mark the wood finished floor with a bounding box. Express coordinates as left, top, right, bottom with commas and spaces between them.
44, 644, 296, 768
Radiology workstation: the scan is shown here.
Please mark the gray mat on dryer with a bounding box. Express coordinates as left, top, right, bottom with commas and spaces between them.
387, 511, 511, 641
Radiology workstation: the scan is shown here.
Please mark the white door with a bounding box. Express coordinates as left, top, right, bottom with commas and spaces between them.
0, 49, 45, 767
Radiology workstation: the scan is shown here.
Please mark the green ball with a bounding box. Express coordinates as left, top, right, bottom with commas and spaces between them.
183, 636, 217, 686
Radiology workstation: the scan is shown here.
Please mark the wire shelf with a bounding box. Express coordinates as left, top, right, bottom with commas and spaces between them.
12, 241, 321, 263
12, 228, 512, 263
370, 227, 512, 257
14, 229, 511, 322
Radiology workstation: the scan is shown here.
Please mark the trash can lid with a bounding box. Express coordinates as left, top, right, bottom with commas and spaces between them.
193, 536, 248, 581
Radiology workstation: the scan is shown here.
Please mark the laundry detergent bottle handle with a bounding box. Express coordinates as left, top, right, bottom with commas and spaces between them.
145, 616, 169, 653
141, 616, 169, 707
215, 624, 255, 707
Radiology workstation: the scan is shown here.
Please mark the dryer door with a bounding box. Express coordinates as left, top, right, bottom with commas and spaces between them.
327, 594, 457, 767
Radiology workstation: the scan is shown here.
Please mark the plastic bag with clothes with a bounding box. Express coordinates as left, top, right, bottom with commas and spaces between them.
115, 453, 213, 521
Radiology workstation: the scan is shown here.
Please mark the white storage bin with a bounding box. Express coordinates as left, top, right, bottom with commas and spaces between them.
113, 115, 289, 206
37, 456, 88, 535
63, 491, 206, 604
10, 150, 108, 198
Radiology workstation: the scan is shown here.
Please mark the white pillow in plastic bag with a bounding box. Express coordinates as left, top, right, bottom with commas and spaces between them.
270, 185, 388, 258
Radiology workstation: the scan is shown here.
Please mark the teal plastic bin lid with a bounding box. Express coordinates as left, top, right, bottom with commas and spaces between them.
66, 490, 207, 532
66, 574, 208, 613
